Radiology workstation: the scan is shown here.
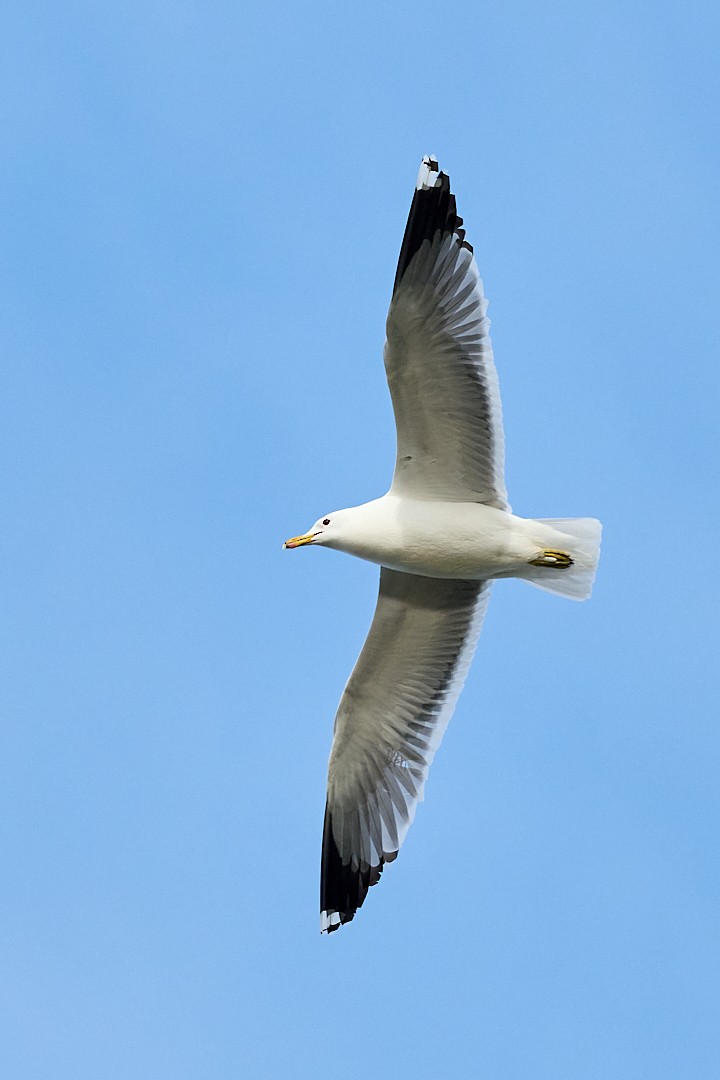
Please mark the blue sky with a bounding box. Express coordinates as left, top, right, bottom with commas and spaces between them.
2, 1, 719, 1077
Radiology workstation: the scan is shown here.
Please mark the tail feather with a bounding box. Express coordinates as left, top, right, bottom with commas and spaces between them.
522, 517, 602, 601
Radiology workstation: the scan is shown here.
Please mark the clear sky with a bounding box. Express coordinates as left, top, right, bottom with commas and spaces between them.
2, 2, 719, 1077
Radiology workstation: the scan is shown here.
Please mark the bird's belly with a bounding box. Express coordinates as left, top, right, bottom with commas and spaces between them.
377, 541, 519, 579
350, 504, 535, 580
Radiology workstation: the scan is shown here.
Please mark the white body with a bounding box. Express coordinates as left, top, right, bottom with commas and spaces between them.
322, 495, 550, 576
314, 495, 601, 600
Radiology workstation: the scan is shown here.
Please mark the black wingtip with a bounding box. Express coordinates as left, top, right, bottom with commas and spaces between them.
393, 158, 473, 295
320, 803, 389, 934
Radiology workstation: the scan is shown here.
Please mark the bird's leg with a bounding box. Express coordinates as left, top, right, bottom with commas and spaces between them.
528, 549, 574, 570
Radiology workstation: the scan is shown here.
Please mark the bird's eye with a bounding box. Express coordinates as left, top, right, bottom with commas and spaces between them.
322, 518, 331, 526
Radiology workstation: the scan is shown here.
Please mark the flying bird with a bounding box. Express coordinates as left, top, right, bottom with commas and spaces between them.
285, 157, 601, 933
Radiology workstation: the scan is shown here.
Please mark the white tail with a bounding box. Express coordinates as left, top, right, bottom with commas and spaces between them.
522, 517, 602, 601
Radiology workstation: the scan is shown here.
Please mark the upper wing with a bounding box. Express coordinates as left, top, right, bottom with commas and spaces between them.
384, 157, 509, 510
321, 568, 491, 932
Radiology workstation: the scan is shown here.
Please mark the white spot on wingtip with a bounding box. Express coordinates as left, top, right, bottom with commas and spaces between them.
320, 910, 342, 934
416, 154, 441, 190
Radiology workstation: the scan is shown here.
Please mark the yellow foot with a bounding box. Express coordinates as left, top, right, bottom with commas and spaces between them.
529, 549, 574, 570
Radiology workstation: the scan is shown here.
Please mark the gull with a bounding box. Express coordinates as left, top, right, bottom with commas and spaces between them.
285, 157, 601, 933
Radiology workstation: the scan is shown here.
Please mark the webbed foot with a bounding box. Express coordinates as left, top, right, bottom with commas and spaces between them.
529, 549, 574, 570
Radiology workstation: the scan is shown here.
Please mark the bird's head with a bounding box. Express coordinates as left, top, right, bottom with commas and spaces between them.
283, 509, 344, 550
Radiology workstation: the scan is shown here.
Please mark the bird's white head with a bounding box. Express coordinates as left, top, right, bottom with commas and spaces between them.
283, 509, 347, 550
